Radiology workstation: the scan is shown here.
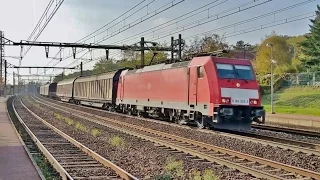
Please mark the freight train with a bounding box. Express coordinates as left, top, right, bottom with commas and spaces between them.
39, 82, 58, 99
39, 55, 265, 130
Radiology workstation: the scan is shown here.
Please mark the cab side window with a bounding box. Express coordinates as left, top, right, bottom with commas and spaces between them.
197, 66, 204, 78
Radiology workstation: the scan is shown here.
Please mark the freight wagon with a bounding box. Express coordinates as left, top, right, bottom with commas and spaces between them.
39, 82, 58, 99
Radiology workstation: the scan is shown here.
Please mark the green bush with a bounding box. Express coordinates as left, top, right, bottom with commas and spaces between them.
153, 173, 172, 180
90, 128, 101, 137
259, 85, 270, 95
164, 157, 184, 178
74, 122, 88, 132
110, 136, 125, 147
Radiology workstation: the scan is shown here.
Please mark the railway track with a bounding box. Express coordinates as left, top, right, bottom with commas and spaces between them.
220, 129, 320, 152
252, 124, 320, 138
12, 96, 138, 180
33, 95, 320, 180
36, 95, 320, 156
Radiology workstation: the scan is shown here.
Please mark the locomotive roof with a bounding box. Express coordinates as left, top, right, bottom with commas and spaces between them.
127, 60, 191, 74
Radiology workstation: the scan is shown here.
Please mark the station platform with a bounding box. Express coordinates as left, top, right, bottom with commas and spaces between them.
0, 97, 42, 180
266, 112, 320, 129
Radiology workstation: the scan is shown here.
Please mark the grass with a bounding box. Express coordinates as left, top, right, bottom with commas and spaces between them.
75, 122, 88, 132
203, 170, 219, 180
154, 174, 172, 180
164, 157, 184, 178
33, 155, 59, 180
90, 128, 101, 137
110, 135, 125, 147
53, 113, 62, 120
52, 112, 88, 132
33, 103, 41, 109
64, 117, 74, 126
192, 170, 219, 180
262, 86, 320, 116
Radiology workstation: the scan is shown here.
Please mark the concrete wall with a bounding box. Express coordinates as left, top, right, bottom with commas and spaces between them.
265, 113, 320, 129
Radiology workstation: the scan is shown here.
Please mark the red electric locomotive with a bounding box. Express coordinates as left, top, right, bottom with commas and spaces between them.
116, 55, 265, 129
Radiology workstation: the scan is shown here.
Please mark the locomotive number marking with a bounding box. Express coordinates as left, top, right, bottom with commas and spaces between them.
231, 99, 249, 105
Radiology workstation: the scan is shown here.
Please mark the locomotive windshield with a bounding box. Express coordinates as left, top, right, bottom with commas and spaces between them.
216, 63, 254, 80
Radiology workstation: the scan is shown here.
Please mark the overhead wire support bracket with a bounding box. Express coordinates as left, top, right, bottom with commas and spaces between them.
12, 66, 76, 70
4, 40, 176, 52
45, 46, 49, 58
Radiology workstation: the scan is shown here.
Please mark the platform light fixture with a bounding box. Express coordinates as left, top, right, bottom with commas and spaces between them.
266, 43, 275, 114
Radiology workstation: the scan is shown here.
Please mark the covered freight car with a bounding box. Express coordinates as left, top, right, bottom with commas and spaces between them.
56, 69, 124, 108
39, 84, 47, 96
56, 77, 78, 102
73, 70, 120, 108
39, 82, 57, 99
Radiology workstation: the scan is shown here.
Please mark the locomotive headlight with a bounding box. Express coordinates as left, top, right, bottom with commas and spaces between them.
221, 97, 230, 104
250, 99, 258, 105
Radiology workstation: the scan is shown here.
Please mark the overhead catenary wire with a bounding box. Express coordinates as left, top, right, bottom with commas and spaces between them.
224, 12, 316, 38
84, 11, 316, 67
60, 0, 186, 61
71, 0, 273, 62
75, 0, 149, 44
42, 0, 151, 70
44, 0, 150, 68
46, 0, 186, 75
148, 0, 316, 41
101, 0, 314, 61
60, 0, 267, 71
180, 1, 316, 40
49, 0, 314, 76
23, 0, 64, 57
109, 0, 228, 45
63, 0, 275, 73
27, 0, 55, 41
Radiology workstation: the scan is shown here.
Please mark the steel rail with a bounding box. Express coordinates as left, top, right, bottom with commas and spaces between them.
33, 95, 320, 180
12, 96, 73, 180
221, 129, 320, 152
252, 124, 320, 138
6, 97, 46, 180
16, 96, 138, 180
36, 95, 320, 156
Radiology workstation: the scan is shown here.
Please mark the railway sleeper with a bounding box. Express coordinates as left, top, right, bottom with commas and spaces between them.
34, 96, 320, 179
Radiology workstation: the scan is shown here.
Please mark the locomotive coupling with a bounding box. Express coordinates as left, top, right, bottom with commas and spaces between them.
253, 109, 265, 117
219, 108, 234, 116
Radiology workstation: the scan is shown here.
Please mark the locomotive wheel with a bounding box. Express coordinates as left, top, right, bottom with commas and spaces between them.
196, 118, 205, 129
175, 118, 186, 125
127, 109, 132, 116
261, 115, 266, 124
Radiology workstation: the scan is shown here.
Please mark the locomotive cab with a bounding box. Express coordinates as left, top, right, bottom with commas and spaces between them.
209, 57, 265, 129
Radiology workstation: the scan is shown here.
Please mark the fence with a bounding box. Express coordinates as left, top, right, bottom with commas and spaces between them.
282, 71, 320, 87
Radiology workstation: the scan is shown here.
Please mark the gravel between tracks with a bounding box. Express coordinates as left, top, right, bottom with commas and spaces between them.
36, 96, 320, 173
246, 128, 320, 144
264, 123, 320, 133
25, 96, 257, 179
14, 97, 118, 178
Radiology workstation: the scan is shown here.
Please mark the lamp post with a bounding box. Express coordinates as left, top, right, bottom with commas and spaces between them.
243, 43, 251, 59
266, 43, 275, 114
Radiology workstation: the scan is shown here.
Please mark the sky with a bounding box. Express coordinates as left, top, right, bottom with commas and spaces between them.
0, 0, 319, 84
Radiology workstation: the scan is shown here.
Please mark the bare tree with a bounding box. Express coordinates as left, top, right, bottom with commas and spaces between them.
184, 33, 229, 56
